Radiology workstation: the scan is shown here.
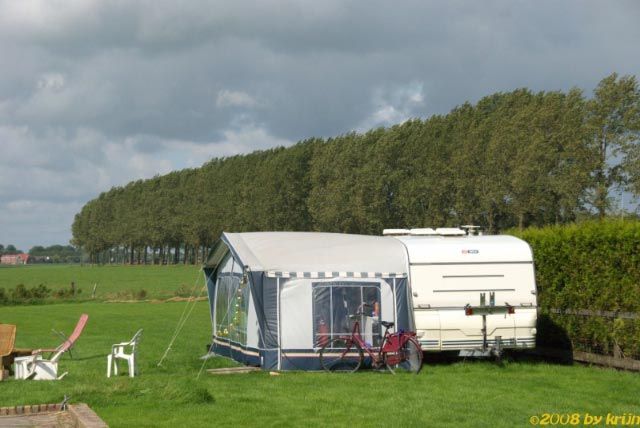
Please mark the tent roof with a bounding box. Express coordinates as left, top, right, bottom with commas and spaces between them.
205, 231, 409, 276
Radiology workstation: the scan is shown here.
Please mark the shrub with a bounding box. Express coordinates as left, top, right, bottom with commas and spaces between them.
31, 284, 51, 299
54, 284, 83, 298
8, 283, 52, 303
0, 283, 86, 305
511, 220, 640, 358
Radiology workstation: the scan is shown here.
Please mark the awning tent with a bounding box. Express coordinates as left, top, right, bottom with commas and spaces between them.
203, 231, 413, 370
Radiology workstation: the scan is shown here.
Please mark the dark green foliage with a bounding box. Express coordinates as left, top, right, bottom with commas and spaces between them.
586, 73, 640, 218
54, 284, 82, 299
0, 282, 85, 305
11, 283, 51, 302
0, 283, 51, 304
512, 220, 640, 358
0, 244, 21, 255
71, 74, 640, 263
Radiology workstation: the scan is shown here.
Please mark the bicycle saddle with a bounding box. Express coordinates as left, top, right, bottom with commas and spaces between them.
381, 321, 394, 328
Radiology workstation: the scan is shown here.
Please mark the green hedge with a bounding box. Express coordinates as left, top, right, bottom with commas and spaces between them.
511, 220, 640, 359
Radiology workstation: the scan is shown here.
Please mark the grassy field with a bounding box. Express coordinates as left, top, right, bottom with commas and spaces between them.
0, 264, 201, 300
2, 266, 640, 427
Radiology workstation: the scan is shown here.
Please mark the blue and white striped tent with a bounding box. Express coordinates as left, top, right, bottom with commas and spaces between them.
203, 231, 413, 370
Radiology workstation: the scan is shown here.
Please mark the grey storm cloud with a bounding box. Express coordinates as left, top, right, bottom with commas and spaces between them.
0, 0, 639, 249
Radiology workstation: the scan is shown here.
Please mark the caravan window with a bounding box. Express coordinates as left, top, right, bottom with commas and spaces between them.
214, 254, 248, 344
312, 282, 381, 347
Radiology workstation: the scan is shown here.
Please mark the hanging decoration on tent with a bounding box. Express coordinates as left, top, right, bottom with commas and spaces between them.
229, 281, 246, 341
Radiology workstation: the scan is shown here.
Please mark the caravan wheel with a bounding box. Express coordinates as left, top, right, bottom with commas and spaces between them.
319, 338, 363, 372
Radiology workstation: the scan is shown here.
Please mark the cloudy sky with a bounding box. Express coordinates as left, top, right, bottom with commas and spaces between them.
0, 0, 639, 250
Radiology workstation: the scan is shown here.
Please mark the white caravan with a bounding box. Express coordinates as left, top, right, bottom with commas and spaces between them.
387, 228, 537, 354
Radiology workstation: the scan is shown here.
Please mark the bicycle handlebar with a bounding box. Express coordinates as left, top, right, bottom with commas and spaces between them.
349, 303, 373, 319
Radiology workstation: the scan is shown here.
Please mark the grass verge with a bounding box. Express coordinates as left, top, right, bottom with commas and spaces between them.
2, 301, 639, 427
0, 264, 201, 301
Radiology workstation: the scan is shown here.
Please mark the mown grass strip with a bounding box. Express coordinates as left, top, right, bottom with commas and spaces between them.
2, 301, 639, 427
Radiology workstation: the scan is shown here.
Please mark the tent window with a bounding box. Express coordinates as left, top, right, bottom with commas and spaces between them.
214, 254, 248, 344
312, 282, 381, 347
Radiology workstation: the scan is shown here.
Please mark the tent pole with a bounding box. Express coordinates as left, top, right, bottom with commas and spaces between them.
393, 278, 397, 326
277, 277, 281, 371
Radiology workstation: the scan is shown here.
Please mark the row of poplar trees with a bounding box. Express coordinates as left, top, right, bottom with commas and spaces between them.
72, 73, 640, 264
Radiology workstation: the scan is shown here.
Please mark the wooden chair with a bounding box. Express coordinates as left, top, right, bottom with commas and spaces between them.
0, 324, 33, 378
0, 324, 17, 380
14, 314, 89, 380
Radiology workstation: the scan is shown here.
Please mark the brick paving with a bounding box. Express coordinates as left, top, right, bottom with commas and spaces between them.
0, 403, 107, 427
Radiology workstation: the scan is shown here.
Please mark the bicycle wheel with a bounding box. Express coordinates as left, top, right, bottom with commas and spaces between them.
319, 338, 364, 372
383, 337, 423, 374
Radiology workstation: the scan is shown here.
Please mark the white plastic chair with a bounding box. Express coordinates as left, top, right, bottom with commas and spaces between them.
107, 329, 142, 378
14, 352, 68, 380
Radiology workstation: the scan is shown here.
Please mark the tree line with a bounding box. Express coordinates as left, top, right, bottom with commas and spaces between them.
0, 244, 84, 263
72, 73, 640, 264
29, 245, 84, 263
0, 244, 23, 256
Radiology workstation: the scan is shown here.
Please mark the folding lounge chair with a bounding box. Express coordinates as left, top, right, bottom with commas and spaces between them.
107, 329, 143, 378
14, 314, 89, 380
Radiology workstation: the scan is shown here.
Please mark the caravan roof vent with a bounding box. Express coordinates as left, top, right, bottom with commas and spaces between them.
409, 228, 438, 236
460, 225, 483, 236
383, 229, 411, 236
435, 227, 466, 236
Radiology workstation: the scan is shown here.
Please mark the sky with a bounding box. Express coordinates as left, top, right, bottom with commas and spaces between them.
0, 0, 639, 251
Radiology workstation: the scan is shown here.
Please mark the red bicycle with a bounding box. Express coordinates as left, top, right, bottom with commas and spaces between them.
318, 304, 423, 373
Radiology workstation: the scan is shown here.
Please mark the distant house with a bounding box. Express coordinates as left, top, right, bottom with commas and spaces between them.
0, 253, 30, 265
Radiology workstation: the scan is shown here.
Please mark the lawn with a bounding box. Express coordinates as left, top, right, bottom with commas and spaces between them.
0, 264, 201, 300
2, 266, 639, 427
